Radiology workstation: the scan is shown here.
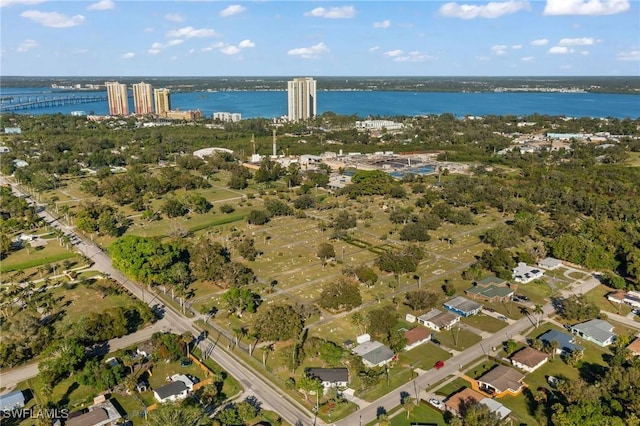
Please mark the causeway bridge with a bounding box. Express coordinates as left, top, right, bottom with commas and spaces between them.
0, 94, 107, 112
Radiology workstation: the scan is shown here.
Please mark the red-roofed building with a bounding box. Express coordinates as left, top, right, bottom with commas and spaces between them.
404, 327, 432, 351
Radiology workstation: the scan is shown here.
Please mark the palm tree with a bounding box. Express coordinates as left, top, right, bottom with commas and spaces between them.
533, 304, 544, 328
549, 340, 559, 359
182, 332, 194, 357
402, 397, 416, 419
232, 327, 246, 348
262, 343, 274, 368
351, 312, 366, 334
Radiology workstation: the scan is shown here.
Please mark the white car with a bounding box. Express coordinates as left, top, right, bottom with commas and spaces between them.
428, 398, 444, 410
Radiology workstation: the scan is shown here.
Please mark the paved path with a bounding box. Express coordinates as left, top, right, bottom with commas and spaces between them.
0, 178, 318, 426
334, 276, 602, 426
0, 318, 170, 390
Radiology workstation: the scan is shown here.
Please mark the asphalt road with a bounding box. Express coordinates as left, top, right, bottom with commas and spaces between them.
335, 276, 603, 426
0, 178, 317, 426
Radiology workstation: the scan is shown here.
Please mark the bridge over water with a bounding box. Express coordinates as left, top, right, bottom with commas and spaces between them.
0, 94, 108, 112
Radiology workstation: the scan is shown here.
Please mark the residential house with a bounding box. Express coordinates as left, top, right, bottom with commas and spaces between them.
444, 388, 483, 416
627, 337, 640, 357
510, 347, 549, 373
465, 285, 514, 303
538, 330, 584, 356
477, 365, 526, 397
306, 368, 349, 390
444, 388, 512, 420
476, 276, 508, 287
153, 375, 194, 403
512, 263, 544, 284
352, 339, 395, 368
417, 309, 460, 331
0, 390, 25, 412
403, 327, 431, 350
570, 319, 617, 347
443, 296, 483, 317
537, 257, 563, 270
66, 400, 122, 426
480, 398, 512, 420
607, 290, 640, 309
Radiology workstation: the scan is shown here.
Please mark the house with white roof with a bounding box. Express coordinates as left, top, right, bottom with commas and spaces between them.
417, 309, 461, 331
570, 319, 617, 347
512, 262, 544, 284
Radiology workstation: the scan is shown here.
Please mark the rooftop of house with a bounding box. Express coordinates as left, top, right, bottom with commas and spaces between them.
477, 365, 525, 393
444, 387, 484, 413
539, 329, 584, 353
154, 380, 188, 400
444, 296, 483, 313
465, 285, 514, 299
571, 319, 616, 343
510, 347, 549, 367
404, 327, 431, 346
476, 276, 507, 287
627, 337, 640, 355
306, 368, 349, 383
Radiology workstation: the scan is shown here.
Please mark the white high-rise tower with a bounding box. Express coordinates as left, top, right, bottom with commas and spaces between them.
287, 77, 316, 122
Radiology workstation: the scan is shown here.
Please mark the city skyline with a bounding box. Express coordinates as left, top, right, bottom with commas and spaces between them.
0, 0, 639, 77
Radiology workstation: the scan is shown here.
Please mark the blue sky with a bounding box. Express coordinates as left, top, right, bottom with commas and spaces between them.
1, 0, 639, 76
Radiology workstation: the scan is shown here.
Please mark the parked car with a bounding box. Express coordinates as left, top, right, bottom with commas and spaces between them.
434, 360, 445, 370
497, 315, 508, 321
180, 359, 193, 367
431, 338, 441, 346
484, 307, 496, 313
428, 398, 444, 410
517, 294, 530, 301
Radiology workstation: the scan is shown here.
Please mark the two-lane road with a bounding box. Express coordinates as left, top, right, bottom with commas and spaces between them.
0, 178, 317, 426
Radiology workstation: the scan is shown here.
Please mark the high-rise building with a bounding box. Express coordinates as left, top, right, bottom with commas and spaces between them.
287, 77, 316, 122
133, 82, 153, 115
154, 88, 171, 117
105, 81, 129, 116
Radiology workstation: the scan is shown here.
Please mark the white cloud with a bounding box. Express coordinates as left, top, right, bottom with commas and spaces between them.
201, 42, 225, 52
1, 0, 46, 7
531, 38, 549, 46
166, 26, 216, 39
304, 6, 356, 19
373, 20, 391, 28
521, 56, 535, 61
439, 0, 530, 19
287, 42, 330, 59
511, 44, 522, 49
384, 49, 404, 57
21, 10, 85, 27
558, 37, 597, 46
491, 44, 508, 55
121, 52, 134, 59
221, 45, 241, 55
165, 13, 185, 22
617, 50, 640, 61
220, 4, 246, 17
393, 51, 432, 62
87, 0, 114, 11
238, 39, 255, 48
549, 46, 573, 54
16, 39, 37, 52
144, 27, 153, 33
147, 39, 183, 55
580, 50, 589, 55
543, 0, 630, 15
369, 46, 380, 52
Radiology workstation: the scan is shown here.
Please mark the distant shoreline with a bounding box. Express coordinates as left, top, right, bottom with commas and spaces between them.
1, 76, 639, 95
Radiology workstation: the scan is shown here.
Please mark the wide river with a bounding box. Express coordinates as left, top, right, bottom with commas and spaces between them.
1, 87, 638, 119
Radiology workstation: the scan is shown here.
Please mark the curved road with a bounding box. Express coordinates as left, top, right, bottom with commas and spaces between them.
0, 178, 317, 426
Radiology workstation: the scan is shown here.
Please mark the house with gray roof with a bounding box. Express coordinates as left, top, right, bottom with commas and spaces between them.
443, 296, 482, 317
66, 400, 122, 426
0, 390, 25, 412
352, 339, 395, 368
153, 381, 189, 403
570, 319, 617, 347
